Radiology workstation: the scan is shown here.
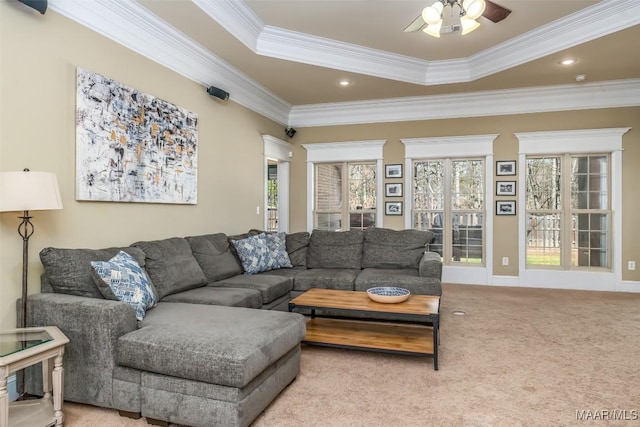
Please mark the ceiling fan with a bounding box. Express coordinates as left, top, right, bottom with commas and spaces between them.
404, 0, 511, 37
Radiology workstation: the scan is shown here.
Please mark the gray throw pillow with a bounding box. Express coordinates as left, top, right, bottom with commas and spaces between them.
186, 233, 242, 282
286, 232, 310, 267
39, 246, 147, 298
131, 237, 207, 299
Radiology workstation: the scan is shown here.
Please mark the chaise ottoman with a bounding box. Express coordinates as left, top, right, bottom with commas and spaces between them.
115, 303, 305, 427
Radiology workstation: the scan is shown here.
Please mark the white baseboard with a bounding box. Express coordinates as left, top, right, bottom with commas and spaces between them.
481, 275, 640, 293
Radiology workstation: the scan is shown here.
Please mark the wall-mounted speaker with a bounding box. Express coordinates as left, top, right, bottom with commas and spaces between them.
206, 86, 229, 101
19, 0, 47, 14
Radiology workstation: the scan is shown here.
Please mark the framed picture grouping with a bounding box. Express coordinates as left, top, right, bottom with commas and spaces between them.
496, 181, 516, 196
385, 201, 403, 216
385, 183, 403, 197
385, 164, 403, 179
496, 160, 516, 176
496, 200, 516, 215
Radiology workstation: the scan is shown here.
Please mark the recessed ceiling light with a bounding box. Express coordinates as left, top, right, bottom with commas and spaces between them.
339, 80, 351, 87
559, 58, 577, 66
575, 74, 587, 82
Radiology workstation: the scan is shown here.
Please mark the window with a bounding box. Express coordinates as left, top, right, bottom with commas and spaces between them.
315, 162, 377, 231
413, 158, 485, 264
526, 154, 610, 268
303, 140, 385, 232
266, 162, 278, 232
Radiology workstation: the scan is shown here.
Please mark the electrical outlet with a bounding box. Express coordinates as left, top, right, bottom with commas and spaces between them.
256, 206, 260, 215
629, 261, 636, 271
502, 257, 509, 266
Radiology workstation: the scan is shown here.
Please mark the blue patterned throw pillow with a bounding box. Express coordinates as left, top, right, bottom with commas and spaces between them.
265, 232, 293, 268
91, 251, 158, 320
231, 233, 278, 274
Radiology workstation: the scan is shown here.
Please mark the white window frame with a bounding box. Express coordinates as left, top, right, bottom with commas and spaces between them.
402, 134, 497, 285
263, 135, 292, 233
303, 140, 385, 232
516, 128, 630, 291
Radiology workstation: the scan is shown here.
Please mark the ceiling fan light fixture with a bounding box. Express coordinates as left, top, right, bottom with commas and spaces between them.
460, 16, 480, 35
423, 21, 442, 38
462, 0, 486, 20
422, 2, 444, 25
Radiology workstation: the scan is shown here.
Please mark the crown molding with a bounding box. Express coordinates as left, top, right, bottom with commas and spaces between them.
258, 26, 429, 85
48, 0, 291, 125
196, 0, 640, 86
289, 79, 640, 127
191, 0, 263, 51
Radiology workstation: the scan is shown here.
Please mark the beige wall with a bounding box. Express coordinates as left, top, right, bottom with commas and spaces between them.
0, 3, 283, 330
289, 109, 640, 281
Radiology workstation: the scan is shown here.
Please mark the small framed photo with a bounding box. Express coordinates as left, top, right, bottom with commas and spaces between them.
496, 160, 516, 176
496, 200, 516, 215
385, 183, 403, 197
496, 181, 516, 196
385, 164, 403, 179
385, 201, 403, 216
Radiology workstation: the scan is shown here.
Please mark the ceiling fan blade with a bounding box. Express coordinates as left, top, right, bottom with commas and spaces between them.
482, 0, 512, 23
403, 14, 427, 32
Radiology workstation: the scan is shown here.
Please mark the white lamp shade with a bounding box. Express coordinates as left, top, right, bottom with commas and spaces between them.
423, 21, 442, 38
463, 0, 486, 20
422, 2, 444, 25
0, 171, 63, 212
460, 16, 481, 35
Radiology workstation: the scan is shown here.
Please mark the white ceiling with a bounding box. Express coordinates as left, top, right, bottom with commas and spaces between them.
47, 0, 640, 126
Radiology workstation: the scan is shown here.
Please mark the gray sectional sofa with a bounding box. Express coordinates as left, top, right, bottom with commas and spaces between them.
24, 227, 442, 427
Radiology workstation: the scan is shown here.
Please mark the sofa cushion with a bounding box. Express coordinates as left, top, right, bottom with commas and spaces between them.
212, 274, 292, 304
362, 228, 433, 269
285, 232, 310, 267
186, 233, 242, 282
355, 268, 442, 296
117, 303, 305, 388
265, 232, 293, 268
159, 286, 262, 309
230, 233, 279, 274
39, 246, 147, 299
91, 251, 158, 320
306, 230, 363, 269
292, 268, 359, 292
131, 237, 207, 299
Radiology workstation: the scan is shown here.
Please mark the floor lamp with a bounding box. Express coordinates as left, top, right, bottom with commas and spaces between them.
0, 169, 63, 328
0, 169, 63, 396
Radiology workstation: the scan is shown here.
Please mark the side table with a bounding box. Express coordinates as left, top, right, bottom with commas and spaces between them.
0, 327, 69, 427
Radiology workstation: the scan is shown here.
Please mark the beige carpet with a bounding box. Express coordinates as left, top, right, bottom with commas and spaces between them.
62, 283, 640, 427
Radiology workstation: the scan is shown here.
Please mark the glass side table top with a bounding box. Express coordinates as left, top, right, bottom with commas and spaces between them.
0, 330, 53, 357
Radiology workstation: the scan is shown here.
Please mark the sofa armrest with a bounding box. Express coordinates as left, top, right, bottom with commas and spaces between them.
24, 293, 138, 407
419, 251, 442, 280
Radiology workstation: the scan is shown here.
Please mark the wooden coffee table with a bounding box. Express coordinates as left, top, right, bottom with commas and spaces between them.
289, 288, 441, 370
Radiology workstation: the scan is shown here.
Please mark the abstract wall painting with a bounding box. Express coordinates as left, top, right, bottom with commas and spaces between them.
76, 67, 198, 204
